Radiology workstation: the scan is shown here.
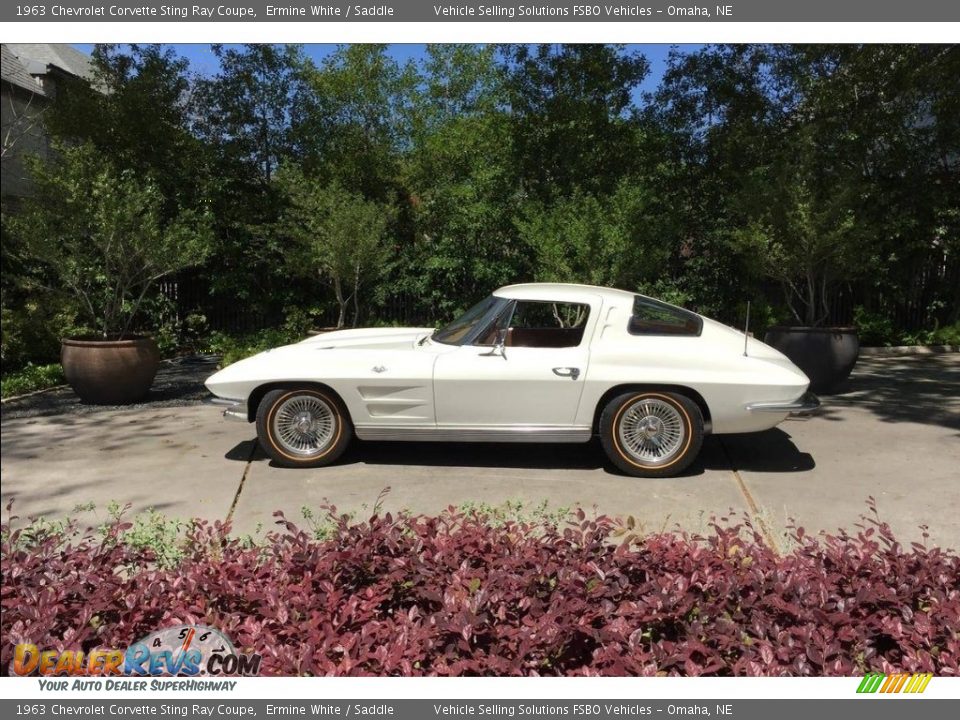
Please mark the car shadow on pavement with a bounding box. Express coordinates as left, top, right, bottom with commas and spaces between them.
224, 427, 815, 477
711, 429, 816, 474
226, 437, 607, 471
820, 354, 960, 432
225, 439, 260, 462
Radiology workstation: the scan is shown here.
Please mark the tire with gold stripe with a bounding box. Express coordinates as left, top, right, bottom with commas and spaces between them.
256, 387, 352, 468
600, 391, 703, 478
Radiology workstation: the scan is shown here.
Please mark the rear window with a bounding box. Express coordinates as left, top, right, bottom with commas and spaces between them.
628, 296, 703, 336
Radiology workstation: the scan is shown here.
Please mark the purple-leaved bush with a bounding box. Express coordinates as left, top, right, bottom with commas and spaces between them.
2, 504, 958, 676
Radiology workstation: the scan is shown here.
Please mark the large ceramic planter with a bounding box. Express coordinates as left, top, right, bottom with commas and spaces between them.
764, 326, 860, 393
61, 335, 160, 404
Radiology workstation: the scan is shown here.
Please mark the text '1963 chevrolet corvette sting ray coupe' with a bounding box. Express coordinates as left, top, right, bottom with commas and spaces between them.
205, 283, 820, 477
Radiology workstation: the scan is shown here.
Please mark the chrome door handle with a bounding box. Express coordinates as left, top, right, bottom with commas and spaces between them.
552, 367, 580, 380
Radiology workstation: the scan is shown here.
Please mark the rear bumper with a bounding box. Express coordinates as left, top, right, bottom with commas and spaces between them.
745, 391, 821, 415
204, 396, 247, 422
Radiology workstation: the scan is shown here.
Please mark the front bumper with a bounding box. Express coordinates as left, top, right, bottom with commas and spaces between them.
745, 391, 821, 415
204, 396, 247, 422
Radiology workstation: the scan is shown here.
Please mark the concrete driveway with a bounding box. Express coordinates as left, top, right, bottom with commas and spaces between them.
2, 353, 958, 551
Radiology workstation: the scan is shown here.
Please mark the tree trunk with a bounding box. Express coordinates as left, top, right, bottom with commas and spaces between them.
805, 271, 817, 326
351, 261, 361, 328
333, 276, 346, 329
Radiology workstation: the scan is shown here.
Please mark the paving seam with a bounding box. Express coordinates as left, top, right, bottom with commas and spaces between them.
225, 439, 258, 526
717, 437, 781, 554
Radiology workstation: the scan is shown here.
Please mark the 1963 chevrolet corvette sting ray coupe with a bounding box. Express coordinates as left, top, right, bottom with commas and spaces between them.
205, 283, 819, 477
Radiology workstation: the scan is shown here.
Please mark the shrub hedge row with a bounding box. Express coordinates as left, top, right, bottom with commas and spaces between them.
2, 505, 957, 676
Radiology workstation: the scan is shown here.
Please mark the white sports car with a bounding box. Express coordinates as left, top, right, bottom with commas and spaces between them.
205, 283, 819, 477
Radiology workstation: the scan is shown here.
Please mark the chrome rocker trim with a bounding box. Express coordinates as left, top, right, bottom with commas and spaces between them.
205, 396, 247, 422
745, 391, 821, 415
354, 425, 593, 443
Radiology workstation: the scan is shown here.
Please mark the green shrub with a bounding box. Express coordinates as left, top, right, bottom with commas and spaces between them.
5, 502, 190, 571
456, 499, 572, 528
153, 311, 211, 357
0, 297, 83, 371
854, 305, 897, 346
935, 322, 960, 346
901, 322, 960, 347
153, 321, 180, 358
101, 502, 190, 571
203, 328, 305, 368
855, 304, 960, 347
1, 363, 65, 399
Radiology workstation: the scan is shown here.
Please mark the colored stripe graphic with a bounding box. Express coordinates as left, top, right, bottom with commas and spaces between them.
856, 672, 933, 694
856, 672, 885, 693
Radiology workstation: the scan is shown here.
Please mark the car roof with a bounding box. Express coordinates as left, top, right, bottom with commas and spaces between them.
494, 282, 636, 305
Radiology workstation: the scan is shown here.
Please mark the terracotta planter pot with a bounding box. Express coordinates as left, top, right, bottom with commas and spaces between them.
61, 335, 160, 404
764, 326, 860, 393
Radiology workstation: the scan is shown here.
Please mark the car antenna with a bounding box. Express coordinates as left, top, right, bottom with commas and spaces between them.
743, 301, 751, 357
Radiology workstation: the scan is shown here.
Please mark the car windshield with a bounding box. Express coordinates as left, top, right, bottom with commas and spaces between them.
432, 295, 506, 345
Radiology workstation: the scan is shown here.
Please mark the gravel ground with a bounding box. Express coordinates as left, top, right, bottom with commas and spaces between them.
0, 355, 219, 420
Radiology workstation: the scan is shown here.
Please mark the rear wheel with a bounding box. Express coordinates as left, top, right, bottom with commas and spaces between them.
256, 387, 352, 468
600, 391, 703, 477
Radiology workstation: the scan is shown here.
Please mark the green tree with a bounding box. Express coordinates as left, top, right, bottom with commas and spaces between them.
190, 44, 307, 311
794, 45, 960, 326
403, 44, 522, 317
645, 44, 783, 322
295, 44, 417, 199
291, 45, 418, 321
5, 44, 206, 365
13, 144, 211, 338
274, 166, 392, 328
45, 44, 204, 214
501, 44, 649, 199
194, 44, 305, 184
515, 182, 667, 290
733, 131, 863, 325
650, 44, 960, 328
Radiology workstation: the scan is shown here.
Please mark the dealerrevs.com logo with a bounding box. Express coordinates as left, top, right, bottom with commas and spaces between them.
857, 672, 933, 694
11, 625, 261, 677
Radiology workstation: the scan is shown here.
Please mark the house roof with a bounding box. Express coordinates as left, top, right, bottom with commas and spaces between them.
1, 44, 43, 95
5, 43, 94, 82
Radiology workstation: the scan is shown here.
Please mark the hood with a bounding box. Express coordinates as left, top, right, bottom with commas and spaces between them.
205, 326, 438, 400
298, 326, 435, 351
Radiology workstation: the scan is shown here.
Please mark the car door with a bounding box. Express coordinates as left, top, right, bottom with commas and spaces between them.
432, 298, 597, 428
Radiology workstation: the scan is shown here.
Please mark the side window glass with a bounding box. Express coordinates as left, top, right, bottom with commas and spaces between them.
628, 296, 703, 336
506, 301, 590, 348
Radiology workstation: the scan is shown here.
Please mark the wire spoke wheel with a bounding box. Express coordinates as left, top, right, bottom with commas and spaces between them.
616, 397, 687, 466
271, 394, 336, 457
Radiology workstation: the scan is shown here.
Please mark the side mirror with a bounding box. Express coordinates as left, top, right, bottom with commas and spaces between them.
479, 329, 507, 358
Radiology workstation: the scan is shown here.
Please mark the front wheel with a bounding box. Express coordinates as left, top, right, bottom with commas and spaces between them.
256, 387, 352, 468
600, 391, 703, 478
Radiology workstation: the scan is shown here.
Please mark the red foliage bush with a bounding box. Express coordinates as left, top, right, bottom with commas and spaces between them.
2, 505, 958, 676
